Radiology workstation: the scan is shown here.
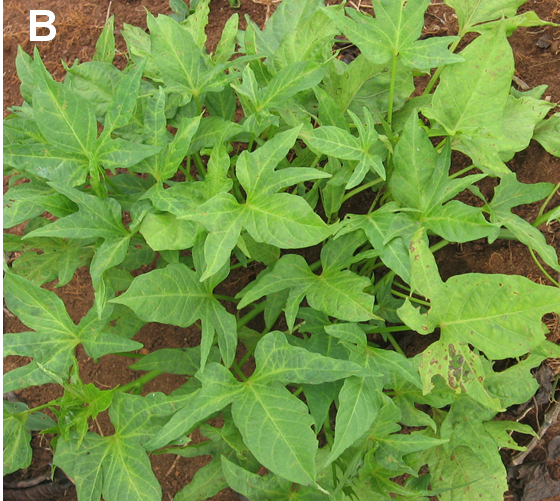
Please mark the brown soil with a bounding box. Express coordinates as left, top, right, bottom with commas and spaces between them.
3, 1, 560, 500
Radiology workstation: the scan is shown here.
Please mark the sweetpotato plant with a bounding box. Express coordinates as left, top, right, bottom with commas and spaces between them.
4, 0, 560, 499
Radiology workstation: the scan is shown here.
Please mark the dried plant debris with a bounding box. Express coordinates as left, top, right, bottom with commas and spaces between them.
508, 436, 560, 501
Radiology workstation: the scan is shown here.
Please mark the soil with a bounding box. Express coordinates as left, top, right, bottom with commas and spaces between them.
3, 1, 560, 500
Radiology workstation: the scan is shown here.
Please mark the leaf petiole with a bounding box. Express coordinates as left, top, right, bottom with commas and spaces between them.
386, 53, 399, 126
534, 181, 560, 226
118, 370, 162, 393
341, 178, 384, 203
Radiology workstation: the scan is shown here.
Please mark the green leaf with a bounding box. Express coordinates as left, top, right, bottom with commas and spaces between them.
376, 432, 448, 474
213, 13, 239, 65
534, 112, 560, 157
398, 230, 560, 408
441, 398, 504, 472
3, 273, 141, 391
233, 382, 317, 486
301, 111, 385, 187
131, 346, 220, 375
326, 374, 382, 465
3, 143, 90, 187
54, 393, 167, 501
238, 250, 378, 329
426, 444, 507, 501
183, 0, 210, 49
140, 212, 199, 251
147, 12, 205, 101
497, 94, 555, 161
102, 59, 146, 135
159, 115, 201, 181
488, 174, 559, 271
24, 183, 128, 241
145, 363, 242, 450
483, 420, 537, 451
95, 137, 161, 174
4, 271, 77, 344
445, 0, 526, 35
65, 62, 122, 119
3, 405, 32, 474
4, 273, 75, 392
270, 7, 338, 71
246, 0, 326, 60
222, 457, 326, 501
147, 13, 226, 102
121, 23, 162, 82
10, 236, 91, 287
336, 204, 414, 283
32, 48, 97, 157
326, 1, 462, 70
256, 61, 326, 112
366, 347, 423, 390
110, 262, 237, 369
183, 128, 331, 279
93, 15, 116, 63
422, 24, 514, 173
250, 331, 368, 385
174, 456, 228, 501
242, 193, 333, 248
56, 377, 114, 440
90, 236, 132, 314
3, 178, 76, 228
389, 117, 495, 242
15, 47, 35, 103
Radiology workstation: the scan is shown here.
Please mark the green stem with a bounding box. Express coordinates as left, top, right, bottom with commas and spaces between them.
232, 175, 245, 203
367, 185, 385, 215
21, 400, 60, 416
112, 351, 146, 359
534, 182, 560, 226
119, 370, 162, 393
332, 444, 367, 497
236, 259, 322, 329
105, 175, 124, 195
323, 415, 334, 449
237, 301, 267, 329
193, 152, 206, 178
498, 228, 520, 240
391, 289, 431, 307
449, 165, 475, 179
239, 346, 256, 367
392, 282, 411, 293
179, 163, 193, 181
387, 53, 399, 126
247, 135, 255, 153
342, 178, 384, 203
386, 333, 405, 356
292, 386, 303, 397
193, 94, 202, 114
423, 38, 461, 95
309, 154, 322, 170
309, 259, 322, 272
430, 239, 450, 253
363, 325, 411, 334
231, 360, 248, 382
534, 207, 559, 228
214, 294, 239, 303
359, 258, 379, 278
528, 247, 560, 287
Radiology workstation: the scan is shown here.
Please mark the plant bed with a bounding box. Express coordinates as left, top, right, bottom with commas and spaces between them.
3, 1, 560, 500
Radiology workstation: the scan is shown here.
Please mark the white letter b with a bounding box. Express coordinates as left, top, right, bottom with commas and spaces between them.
30, 10, 56, 41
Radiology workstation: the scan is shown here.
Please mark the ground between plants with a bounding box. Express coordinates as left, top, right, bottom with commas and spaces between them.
2, 1, 560, 500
